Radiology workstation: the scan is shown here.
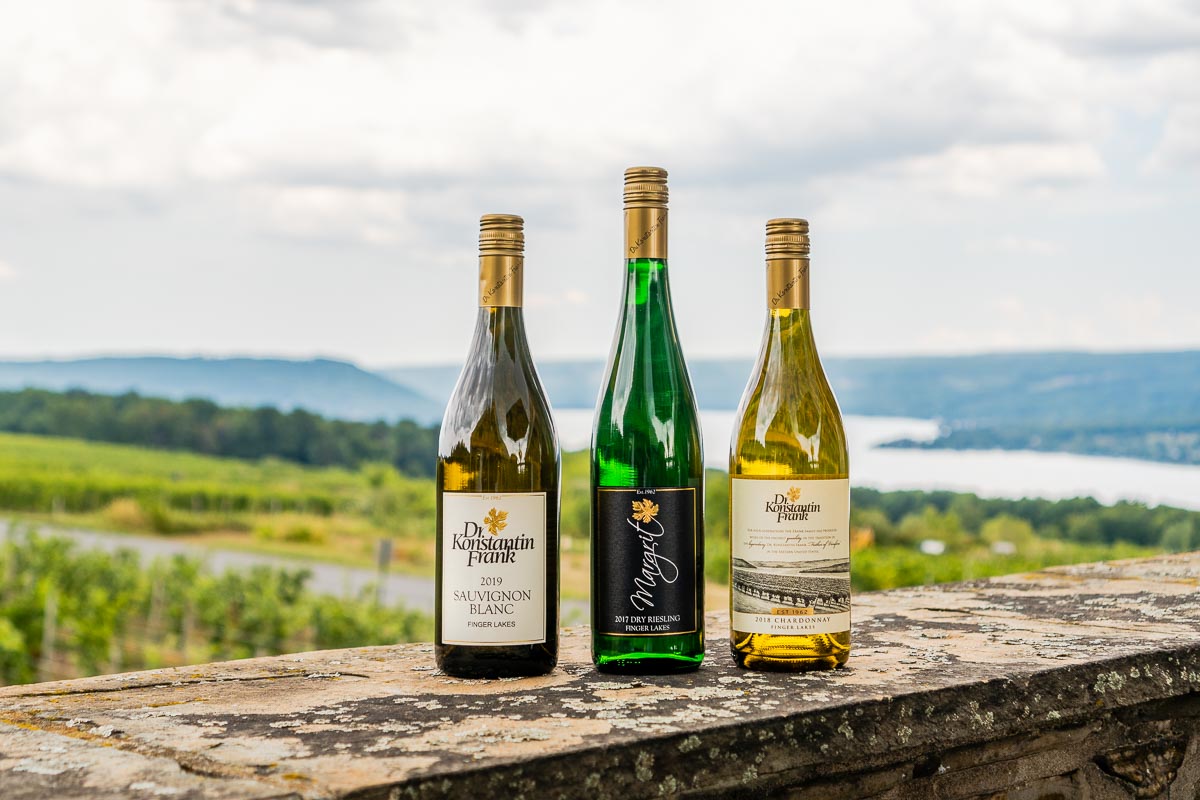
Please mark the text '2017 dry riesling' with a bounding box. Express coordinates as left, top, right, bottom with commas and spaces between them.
729, 219, 851, 671
591, 167, 705, 674
436, 214, 560, 678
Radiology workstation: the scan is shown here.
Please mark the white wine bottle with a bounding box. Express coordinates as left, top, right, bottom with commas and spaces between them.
436, 214, 559, 678
729, 219, 850, 671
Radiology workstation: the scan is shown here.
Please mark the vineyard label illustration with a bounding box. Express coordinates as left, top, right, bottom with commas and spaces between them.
730, 478, 851, 636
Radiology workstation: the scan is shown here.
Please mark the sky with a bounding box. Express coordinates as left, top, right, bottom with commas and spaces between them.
0, 0, 1197, 368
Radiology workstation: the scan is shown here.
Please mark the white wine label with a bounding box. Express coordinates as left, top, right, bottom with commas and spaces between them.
441, 492, 547, 646
730, 477, 851, 636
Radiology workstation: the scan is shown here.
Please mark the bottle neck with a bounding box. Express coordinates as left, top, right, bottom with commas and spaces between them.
762, 257, 817, 364
468, 305, 529, 363
470, 249, 528, 368
479, 253, 523, 307
765, 307, 817, 348
766, 257, 809, 311
750, 307, 823, 420
620, 257, 675, 309
624, 207, 668, 260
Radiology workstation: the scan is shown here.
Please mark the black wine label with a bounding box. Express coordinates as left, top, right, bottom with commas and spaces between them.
594, 487, 697, 637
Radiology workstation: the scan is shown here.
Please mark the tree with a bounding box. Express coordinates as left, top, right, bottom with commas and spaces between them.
1161, 519, 1199, 552
980, 515, 1037, 548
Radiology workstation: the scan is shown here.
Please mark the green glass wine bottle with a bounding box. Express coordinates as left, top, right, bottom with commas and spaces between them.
591, 167, 704, 673
436, 214, 560, 678
729, 219, 851, 671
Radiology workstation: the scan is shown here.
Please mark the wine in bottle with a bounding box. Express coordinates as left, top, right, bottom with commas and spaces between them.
591, 167, 704, 673
436, 214, 559, 678
729, 218, 850, 671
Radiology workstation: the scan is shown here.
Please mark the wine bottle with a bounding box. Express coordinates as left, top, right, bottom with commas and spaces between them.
729, 219, 851, 671
591, 167, 704, 673
436, 214, 559, 678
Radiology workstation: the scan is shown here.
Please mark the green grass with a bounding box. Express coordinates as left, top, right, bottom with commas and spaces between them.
0, 529, 431, 686
0, 430, 437, 572
0, 430, 1194, 602
0, 428, 362, 486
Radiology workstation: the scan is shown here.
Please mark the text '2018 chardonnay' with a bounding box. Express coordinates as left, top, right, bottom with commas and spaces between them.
729, 219, 850, 671
591, 167, 704, 674
436, 214, 560, 678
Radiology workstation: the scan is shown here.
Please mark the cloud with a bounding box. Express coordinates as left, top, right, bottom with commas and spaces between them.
0, 0, 1189, 242
244, 185, 415, 245
1016, 0, 1200, 57
526, 289, 589, 310
0, 259, 16, 281
194, 0, 410, 51
1146, 104, 1200, 172
971, 237, 1064, 257
0, 1, 1196, 362
895, 143, 1106, 198
910, 290, 1185, 355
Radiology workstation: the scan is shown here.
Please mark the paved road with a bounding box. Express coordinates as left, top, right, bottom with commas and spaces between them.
0, 519, 590, 622
0, 518, 435, 612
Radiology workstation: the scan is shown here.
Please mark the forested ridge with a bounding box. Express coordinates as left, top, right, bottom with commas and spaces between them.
0, 388, 439, 477
884, 422, 1200, 465
6, 350, 1199, 466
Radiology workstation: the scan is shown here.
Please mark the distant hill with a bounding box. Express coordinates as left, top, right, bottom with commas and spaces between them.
823, 351, 1200, 427
388, 350, 1200, 465
0, 357, 441, 424
825, 350, 1200, 464
385, 359, 768, 412
384, 361, 609, 411
4, 351, 1197, 463
388, 350, 1200, 426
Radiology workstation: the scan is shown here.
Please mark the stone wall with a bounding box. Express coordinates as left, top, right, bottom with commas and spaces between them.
1, 552, 1198, 799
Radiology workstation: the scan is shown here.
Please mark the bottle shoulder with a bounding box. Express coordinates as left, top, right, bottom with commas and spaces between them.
592, 371, 703, 485
596, 314, 700, 416
730, 333, 847, 476
439, 348, 557, 462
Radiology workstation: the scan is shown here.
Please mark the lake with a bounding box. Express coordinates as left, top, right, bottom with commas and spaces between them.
553, 409, 1200, 511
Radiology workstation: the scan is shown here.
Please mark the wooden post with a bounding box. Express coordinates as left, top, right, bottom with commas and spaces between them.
37, 587, 57, 682
375, 538, 393, 606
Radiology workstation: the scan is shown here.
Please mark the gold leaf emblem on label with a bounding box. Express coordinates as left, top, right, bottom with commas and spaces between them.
786, 486, 802, 503
631, 499, 660, 523
483, 508, 508, 536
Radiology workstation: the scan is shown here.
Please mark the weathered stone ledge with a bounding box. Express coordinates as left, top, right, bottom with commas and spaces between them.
2, 553, 1199, 799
